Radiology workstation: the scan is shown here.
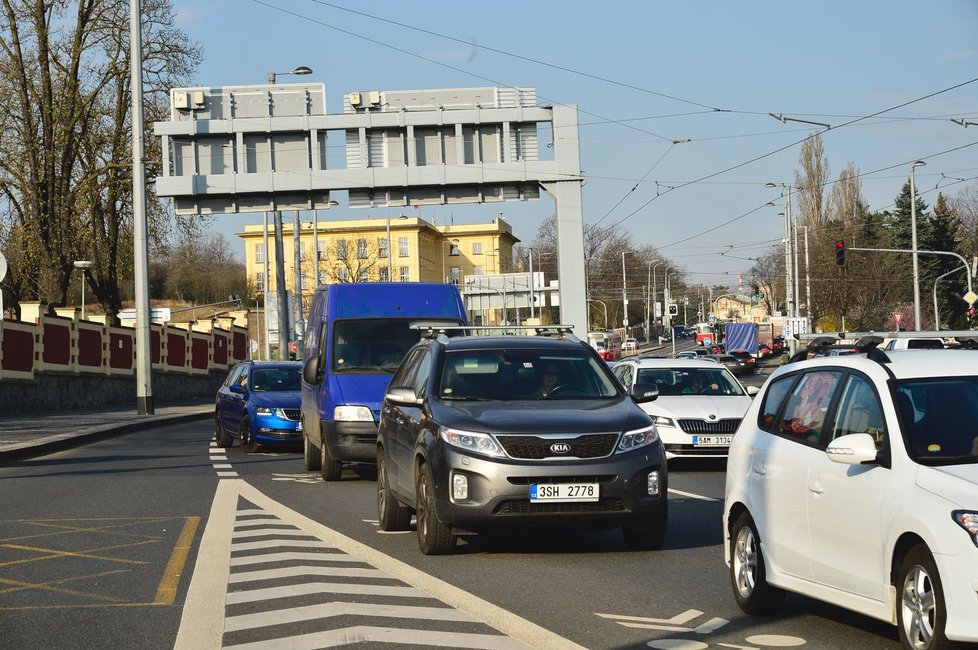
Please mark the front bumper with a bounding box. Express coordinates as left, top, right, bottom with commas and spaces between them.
429, 445, 667, 531
323, 420, 378, 463
253, 415, 302, 444
934, 546, 978, 642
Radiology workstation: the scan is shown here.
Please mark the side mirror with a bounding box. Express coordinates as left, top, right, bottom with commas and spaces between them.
229, 383, 245, 394
386, 387, 422, 406
302, 356, 321, 385
826, 433, 879, 465
746, 385, 760, 396
631, 382, 659, 404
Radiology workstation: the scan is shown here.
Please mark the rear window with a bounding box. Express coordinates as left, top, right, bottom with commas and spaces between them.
908, 339, 944, 349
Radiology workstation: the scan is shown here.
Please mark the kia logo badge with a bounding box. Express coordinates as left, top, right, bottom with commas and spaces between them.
550, 443, 571, 454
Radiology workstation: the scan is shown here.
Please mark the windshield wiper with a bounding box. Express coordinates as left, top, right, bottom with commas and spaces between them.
441, 396, 491, 401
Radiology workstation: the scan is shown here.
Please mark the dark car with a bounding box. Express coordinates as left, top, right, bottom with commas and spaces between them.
704, 353, 749, 376
756, 342, 772, 358
215, 361, 303, 451
376, 329, 668, 555
728, 350, 757, 374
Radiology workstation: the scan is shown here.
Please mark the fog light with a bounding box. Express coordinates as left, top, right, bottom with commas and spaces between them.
452, 473, 469, 500
647, 470, 660, 496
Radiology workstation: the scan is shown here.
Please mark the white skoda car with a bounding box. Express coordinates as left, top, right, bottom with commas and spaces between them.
723, 346, 978, 649
612, 358, 758, 459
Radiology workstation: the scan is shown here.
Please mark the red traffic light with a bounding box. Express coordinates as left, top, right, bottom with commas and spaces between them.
835, 240, 846, 265
836, 240, 845, 249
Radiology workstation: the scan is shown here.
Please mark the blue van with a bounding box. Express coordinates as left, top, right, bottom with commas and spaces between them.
300, 282, 467, 480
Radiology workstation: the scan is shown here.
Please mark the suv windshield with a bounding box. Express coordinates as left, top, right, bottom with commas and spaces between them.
438, 349, 620, 400
637, 367, 744, 397
332, 318, 463, 373
894, 377, 978, 465
250, 367, 301, 391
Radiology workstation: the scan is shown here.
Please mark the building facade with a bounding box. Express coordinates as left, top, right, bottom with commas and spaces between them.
238, 214, 519, 312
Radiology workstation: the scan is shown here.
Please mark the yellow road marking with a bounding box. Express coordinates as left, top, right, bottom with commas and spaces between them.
154, 516, 200, 605
0, 539, 159, 569
0, 543, 151, 566
0, 570, 130, 602
0, 519, 170, 544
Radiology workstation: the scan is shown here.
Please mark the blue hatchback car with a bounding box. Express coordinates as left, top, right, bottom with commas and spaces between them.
215, 361, 303, 452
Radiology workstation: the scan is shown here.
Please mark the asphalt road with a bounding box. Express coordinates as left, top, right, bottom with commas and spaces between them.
0, 406, 910, 650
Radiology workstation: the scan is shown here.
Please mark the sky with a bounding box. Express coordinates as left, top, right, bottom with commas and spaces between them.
166, 0, 978, 289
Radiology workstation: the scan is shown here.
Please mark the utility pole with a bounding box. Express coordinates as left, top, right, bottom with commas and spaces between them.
293, 212, 302, 357
621, 251, 628, 331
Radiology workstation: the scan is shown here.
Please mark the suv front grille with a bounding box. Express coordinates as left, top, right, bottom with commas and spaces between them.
496, 433, 619, 460
494, 497, 626, 515
282, 409, 301, 421
677, 419, 740, 434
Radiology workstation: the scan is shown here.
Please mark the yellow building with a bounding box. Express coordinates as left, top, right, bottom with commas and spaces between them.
237, 215, 519, 311
715, 295, 770, 322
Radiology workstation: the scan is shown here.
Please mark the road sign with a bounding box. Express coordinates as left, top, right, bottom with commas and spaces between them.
0, 251, 7, 282
708, 315, 716, 323
964, 290, 977, 306
289, 340, 297, 354
702, 337, 712, 346
893, 312, 903, 324
118, 307, 171, 322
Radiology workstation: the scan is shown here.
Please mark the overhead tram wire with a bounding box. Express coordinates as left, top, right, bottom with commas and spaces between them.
603, 76, 978, 233
591, 143, 678, 228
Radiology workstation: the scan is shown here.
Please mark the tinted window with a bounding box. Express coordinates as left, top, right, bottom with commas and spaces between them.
894, 377, 978, 464
778, 371, 843, 446
390, 348, 423, 390
759, 375, 796, 433
908, 339, 944, 349
250, 366, 302, 391
830, 375, 886, 450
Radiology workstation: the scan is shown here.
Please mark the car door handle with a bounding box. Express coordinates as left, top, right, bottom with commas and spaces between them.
809, 480, 824, 495
752, 463, 767, 476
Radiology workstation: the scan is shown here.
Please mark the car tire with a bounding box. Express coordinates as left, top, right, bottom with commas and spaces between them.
303, 430, 321, 471
415, 462, 456, 555
376, 447, 412, 531
215, 412, 232, 448
240, 417, 257, 453
897, 544, 948, 650
622, 501, 668, 551
730, 511, 785, 614
320, 437, 343, 482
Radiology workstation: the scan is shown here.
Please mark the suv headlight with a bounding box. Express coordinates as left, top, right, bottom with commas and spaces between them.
617, 424, 659, 453
334, 405, 374, 421
650, 415, 674, 428
952, 510, 978, 548
256, 406, 286, 418
439, 426, 506, 458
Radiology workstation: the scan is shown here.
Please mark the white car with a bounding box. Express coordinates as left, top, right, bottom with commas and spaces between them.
612, 358, 758, 459
622, 338, 638, 353
723, 348, 978, 649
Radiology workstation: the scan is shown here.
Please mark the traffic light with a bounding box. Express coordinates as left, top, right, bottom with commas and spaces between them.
835, 240, 846, 266
968, 306, 976, 326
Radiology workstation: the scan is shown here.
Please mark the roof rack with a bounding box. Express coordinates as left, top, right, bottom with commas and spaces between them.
796, 330, 978, 342
415, 324, 579, 342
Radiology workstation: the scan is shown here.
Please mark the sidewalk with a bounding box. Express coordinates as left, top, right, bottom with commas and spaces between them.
0, 397, 214, 462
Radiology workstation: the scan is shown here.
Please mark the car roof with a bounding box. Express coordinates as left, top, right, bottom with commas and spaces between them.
778, 349, 978, 380
246, 360, 302, 368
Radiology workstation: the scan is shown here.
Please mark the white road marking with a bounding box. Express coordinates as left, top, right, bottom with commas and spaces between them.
668, 488, 718, 501
230, 538, 331, 552
229, 551, 364, 566
233, 517, 291, 528
227, 565, 387, 584
212, 463, 233, 469
216, 472, 238, 478
225, 581, 428, 605
231, 528, 316, 539
223, 625, 531, 650
224, 601, 479, 632
597, 609, 728, 634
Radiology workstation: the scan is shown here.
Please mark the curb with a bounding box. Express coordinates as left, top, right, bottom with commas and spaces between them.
0, 409, 212, 463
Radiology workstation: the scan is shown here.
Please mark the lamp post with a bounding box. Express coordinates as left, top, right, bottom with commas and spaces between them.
767, 182, 795, 319
664, 266, 678, 356
587, 299, 609, 330
933, 265, 968, 330
267, 65, 313, 359
74, 260, 94, 320
910, 160, 926, 331
621, 251, 629, 331
442, 238, 460, 283
262, 212, 270, 360
650, 261, 666, 338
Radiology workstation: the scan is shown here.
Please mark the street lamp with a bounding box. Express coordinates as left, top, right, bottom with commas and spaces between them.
587, 299, 609, 330
266, 65, 313, 359
74, 260, 94, 320
767, 182, 796, 320
621, 251, 629, 331
442, 238, 460, 283
910, 160, 926, 331
647, 260, 664, 339
267, 65, 312, 84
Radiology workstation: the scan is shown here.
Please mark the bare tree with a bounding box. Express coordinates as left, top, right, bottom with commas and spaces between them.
794, 133, 830, 228
951, 181, 978, 259
320, 237, 384, 283
0, 0, 200, 319
827, 162, 865, 226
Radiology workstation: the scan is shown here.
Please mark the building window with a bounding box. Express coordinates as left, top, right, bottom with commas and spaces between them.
473, 242, 483, 255
473, 265, 484, 275
338, 267, 349, 283
358, 268, 369, 282
450, 267, 460, 284
255, 272, 264, 292
357, 238, 368, 259
300, 242, 309, 261
398, 237, 409, 257
303, 269, 312, 291
379, 266, 390, 282
449, 243, 460, 256
255, 242, 265, 264
315, 240, 325, 262
379, 237, 389, 258
399, 266, 410, 282
336, 239, 348, 260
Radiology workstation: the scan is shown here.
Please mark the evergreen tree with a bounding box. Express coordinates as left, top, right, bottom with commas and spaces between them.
929, 193, 967, 328
885, 181, 936, 310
